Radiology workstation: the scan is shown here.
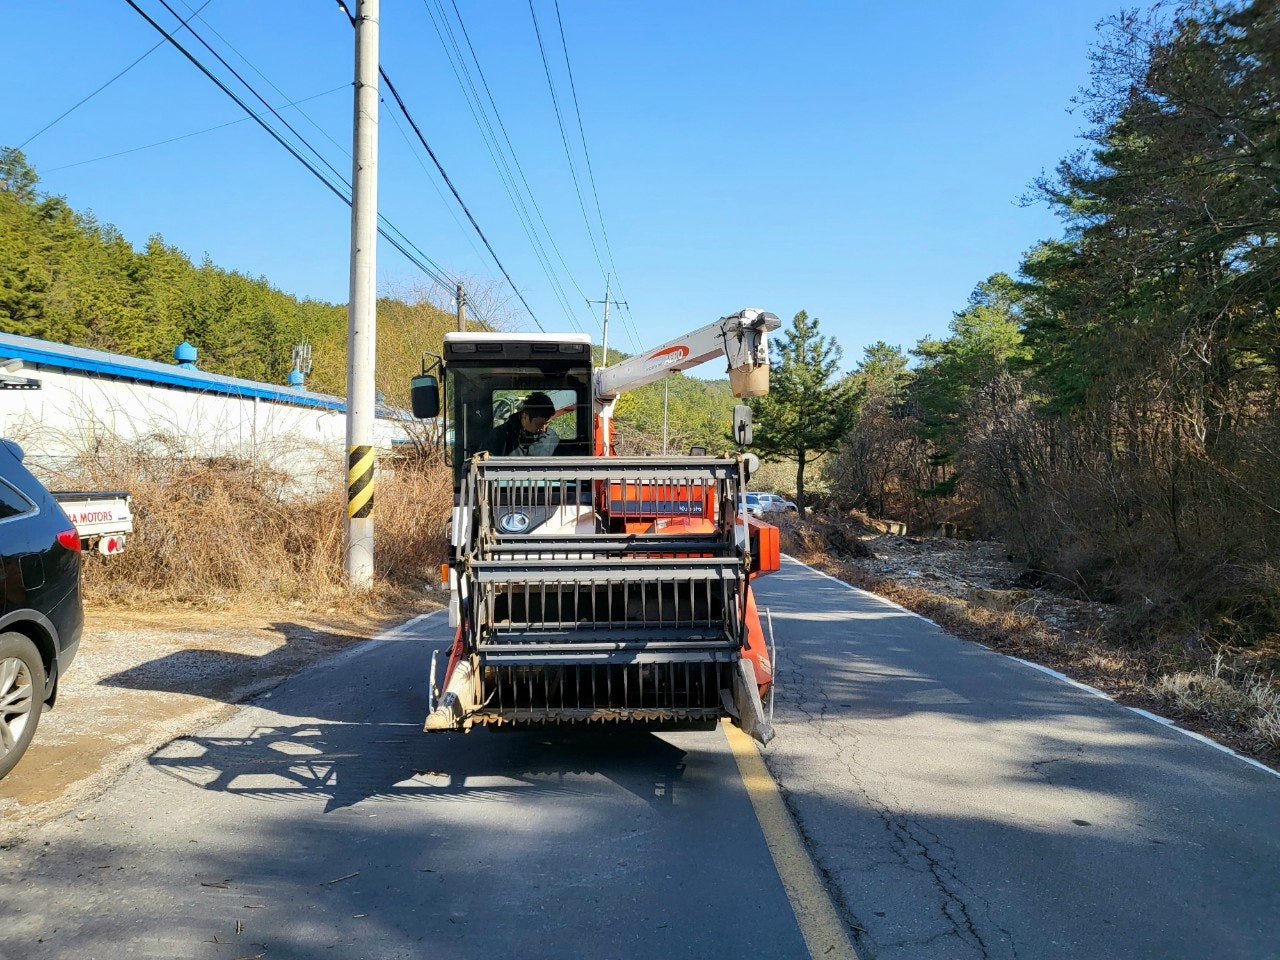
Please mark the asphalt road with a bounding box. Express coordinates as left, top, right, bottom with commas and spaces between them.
0, 613, 815, 960
4, 557, 1279, 960
753, 557, 1280, 960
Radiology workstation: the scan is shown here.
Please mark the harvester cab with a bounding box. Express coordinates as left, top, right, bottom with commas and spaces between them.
412, 308, 783, 744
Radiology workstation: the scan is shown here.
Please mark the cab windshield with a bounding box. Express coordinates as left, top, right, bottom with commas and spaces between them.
446, 364, 591, 479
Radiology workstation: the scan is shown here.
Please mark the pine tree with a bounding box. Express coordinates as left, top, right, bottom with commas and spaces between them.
748, 311, 860, 516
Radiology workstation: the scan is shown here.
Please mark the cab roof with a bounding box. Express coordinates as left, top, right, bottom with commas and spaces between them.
443, 332, 593, 346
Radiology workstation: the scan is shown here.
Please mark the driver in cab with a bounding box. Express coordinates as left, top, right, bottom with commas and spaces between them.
482, 391, 560, 456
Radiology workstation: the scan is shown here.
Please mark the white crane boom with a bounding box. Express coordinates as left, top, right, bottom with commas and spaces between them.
594, 307, 781, 404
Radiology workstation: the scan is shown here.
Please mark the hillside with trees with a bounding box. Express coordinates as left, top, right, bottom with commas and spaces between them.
0, 146, 734, 442
0, 147, 464, 402
821, 2, 1279, 650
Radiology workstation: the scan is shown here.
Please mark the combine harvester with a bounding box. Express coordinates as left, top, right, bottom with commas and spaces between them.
411, 308, 782, 744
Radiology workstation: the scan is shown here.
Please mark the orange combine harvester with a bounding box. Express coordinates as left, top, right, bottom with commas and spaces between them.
411, 308, 781, 744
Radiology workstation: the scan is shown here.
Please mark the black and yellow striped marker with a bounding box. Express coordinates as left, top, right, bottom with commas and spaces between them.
348, 445, 375, 519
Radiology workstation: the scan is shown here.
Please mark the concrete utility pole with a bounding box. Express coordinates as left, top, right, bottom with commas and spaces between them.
344, 0, 379, 587
588, 277, 626, 366
456, 282, 466, 332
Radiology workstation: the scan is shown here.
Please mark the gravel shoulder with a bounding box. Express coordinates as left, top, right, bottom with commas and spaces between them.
0, 601, 439, 843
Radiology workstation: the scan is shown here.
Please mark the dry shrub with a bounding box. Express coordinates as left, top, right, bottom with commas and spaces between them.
1153, 670, 1280, 751
374, 457, 452, 586
1255, 699, 1280, 753
779, 528, 1062, 657
1154, 672, 1256, 723
46, 434, 451, 612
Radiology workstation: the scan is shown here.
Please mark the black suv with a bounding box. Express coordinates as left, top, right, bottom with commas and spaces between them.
0, 439, 83, 780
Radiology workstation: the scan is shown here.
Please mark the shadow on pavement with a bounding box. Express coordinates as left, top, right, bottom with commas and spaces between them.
150, 724, 691, 813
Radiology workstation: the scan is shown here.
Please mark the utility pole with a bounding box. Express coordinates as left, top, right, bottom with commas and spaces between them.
456, 282, 466, 332
344, 0, 379, 588
663, 379, 669, 454
587, 276, 626, 366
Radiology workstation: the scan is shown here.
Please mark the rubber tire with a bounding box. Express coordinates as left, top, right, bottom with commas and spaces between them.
0, 632, 46, 781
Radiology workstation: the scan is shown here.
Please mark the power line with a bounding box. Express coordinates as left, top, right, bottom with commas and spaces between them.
43, 86, 346, 173
176, 0, 495, 320
176, 0, 351, 161
378, 66, 545, 331
420, 0, 582, 333
153, 0, 351, 190
434, 0, 601, 336
384, 107, 490, 271
340, 0, 544, 330
526, 1, 608, 281
19, 0, 215, 150
122, 0, 459, 295
551, 0, 643, 350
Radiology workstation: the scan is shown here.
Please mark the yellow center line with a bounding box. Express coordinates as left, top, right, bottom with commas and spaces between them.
724, 721, 860, 960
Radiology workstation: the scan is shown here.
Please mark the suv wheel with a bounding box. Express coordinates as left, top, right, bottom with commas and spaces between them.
0, 632, 46, 780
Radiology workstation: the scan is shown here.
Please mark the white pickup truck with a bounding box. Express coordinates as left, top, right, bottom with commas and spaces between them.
52, 490, 134, 555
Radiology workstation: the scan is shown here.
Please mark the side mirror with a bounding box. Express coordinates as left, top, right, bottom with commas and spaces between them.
411, 374, 440, 419
733, 404, 753, 446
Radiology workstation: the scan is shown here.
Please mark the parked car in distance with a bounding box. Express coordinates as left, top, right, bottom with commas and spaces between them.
745, 492, 797, 517
0, 439, 84, 781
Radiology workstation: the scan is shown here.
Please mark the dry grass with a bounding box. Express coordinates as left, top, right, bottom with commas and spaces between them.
43, 436, 450, 616
1154, 670, 1280, 752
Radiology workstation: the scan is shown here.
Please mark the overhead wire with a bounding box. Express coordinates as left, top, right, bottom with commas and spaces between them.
153, 0, 471, 300
377, 67, 544, 331
433, 0, 601, 337
527, 0, 640, 352
153, 0, 352, 192
551, 0, 643, 351
122, 0, 460, 296
185, 0, 497, 321
526, 0, 605, 277
384, 106, 492, 274
330, 0, 540, 327
175, 0, 351, 161
42, 86, 347, 175
19, 0, 215, 151
419, 0, 581, 333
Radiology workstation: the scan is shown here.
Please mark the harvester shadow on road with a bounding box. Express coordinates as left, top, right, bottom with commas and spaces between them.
149, 723, 692, 814
110, 616, 697, 814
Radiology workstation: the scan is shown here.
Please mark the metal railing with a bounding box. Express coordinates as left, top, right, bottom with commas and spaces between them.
456, 456, 749, 723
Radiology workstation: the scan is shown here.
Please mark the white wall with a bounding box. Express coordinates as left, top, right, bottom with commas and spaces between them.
0, 364, 405, 493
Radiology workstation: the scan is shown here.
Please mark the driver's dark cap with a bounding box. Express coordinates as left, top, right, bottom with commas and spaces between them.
521, 392, 555, 420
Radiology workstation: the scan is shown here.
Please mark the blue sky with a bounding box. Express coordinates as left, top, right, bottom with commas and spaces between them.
2, 2, 1137, 367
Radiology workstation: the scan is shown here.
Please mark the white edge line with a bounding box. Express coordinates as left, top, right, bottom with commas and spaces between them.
1009, 660, 1280, 780
1128, 706, 1176, 727
376, 609, 446, 641
780, 555, 1280, 782
1007, 657, 1112, 701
